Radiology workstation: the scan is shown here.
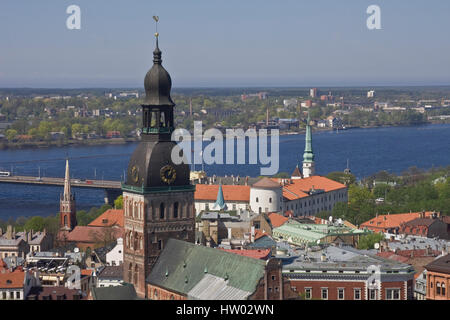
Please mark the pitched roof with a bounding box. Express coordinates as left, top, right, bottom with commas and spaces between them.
90, 283, 138, 300
26, 286, 86, 300
59, 226, 123, 243
268, 213, 289, 228
273, 176, 347, 201
0, 270, 25, 289
147, 239, 266, 296
187, 274, 252, 300
402, 218, 438, 228
425, 254, 450, 274
195, 184, 250, 202
291, 166, 303, 178
97, 266, 123, 280
252, 177, 281, 189
360, 212, 434, 230
88, 209, 124, 228
218, 248, 271, 260
376, 252, 410, 263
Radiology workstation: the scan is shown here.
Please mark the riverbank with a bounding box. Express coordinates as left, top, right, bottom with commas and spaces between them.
0, 121, 438, 150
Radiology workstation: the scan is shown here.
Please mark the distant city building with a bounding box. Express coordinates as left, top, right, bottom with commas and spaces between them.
360, 211, 435, 234
310, 88, 317, 98
367, 90, 375, 98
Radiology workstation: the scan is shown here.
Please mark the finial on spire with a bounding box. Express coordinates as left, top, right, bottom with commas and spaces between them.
153, 16, 159, 48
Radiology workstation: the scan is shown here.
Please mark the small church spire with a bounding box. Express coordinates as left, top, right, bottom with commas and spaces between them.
211, 183, 227, 211
63, 158, 71, 201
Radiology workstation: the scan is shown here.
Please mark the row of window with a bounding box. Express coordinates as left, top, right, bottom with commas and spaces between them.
298, 288, 401, 300
430, 281, 446, 296
1, 291, 21, 300
125, 200, 194, 221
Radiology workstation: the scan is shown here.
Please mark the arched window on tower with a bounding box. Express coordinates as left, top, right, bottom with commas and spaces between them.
128, 263, 133, 283
174, 202, 179, 219
134, 265, 139, 285
160, 203, 165, 219
64, 215, 67, 227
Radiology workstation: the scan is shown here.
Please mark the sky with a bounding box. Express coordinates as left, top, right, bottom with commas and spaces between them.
0, 0, 450, 88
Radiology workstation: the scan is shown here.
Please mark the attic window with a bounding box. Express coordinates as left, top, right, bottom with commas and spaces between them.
102, 219, 108, 224
6, 280, 12, 284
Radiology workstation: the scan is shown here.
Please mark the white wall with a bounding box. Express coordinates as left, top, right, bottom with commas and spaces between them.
106, 238, 123, 266
250, 187, 282, 214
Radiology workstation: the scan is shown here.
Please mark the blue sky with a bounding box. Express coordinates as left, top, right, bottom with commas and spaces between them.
0, 0, 450, 88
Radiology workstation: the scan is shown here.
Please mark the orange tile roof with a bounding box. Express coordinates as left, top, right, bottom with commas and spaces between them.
272, 176, 347, 201
0, 270, 25, 289
254, 229, 269, 240
88, 209, 124, 228
218, 248, 271, 260
268, 213, 289, 228
360, 212, 434, 231
194, 184, 250, 202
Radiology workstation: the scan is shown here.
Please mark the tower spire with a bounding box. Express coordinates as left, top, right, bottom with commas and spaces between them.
302, 112, 315, 177
211, 183, 227, 211
64, 158, 71, 201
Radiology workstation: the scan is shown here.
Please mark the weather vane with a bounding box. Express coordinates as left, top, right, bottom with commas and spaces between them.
153, 16, 159, 39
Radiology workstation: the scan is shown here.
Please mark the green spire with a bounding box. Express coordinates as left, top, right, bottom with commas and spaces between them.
303, 112, 314, 163
211, 183, 227, 211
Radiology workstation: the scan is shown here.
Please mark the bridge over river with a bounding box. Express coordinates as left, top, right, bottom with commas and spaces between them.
0, 175, 122, 204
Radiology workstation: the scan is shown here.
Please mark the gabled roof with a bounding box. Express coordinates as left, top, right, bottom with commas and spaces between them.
360, 212, 434, 230
195, 184, 250, 202
59, 226, 123, 243
402, 218, 438, 228
425, 254, 450, 274
0, 270, 25, 289
88, 209, 124, 228
291, 166, 303, 178
268, 213, 289, 228
27, 286, 86, 300
97, 266, 123, 280
147, 239, 266, 296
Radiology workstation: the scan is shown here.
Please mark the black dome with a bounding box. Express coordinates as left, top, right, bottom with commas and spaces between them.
143, 46, 175, 106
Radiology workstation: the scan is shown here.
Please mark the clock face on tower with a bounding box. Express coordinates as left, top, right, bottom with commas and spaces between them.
160, 165, 176, 184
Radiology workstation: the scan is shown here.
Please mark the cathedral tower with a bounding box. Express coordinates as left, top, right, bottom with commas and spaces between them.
60, 159, 77, 231
122, 28, 195, 298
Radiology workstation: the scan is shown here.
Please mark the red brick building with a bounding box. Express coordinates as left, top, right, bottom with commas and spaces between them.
425, 254, 450, 300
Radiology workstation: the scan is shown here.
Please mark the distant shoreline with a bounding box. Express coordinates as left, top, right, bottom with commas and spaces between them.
0, 121, 446, 151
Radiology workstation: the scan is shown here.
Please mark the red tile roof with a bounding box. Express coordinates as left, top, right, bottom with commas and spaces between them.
218, 248, 271, 260
81, 269, 94, 276
59, 226, 123, 243
252, 177, 281, 188
0, 270, 25, 289
254, 229, 269, 240
360, 212, 434, 231
272, 176, 347, 201
268, 213, 289, 228
195, 184, 250, 202
88, 209, 124, 228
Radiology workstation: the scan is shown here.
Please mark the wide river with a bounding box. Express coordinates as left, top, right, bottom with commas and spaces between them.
1, 124, 450, 220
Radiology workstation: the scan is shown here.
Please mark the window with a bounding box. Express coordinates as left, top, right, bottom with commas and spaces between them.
2, 292, 6, 300
321, 288, 328, 300
442, 283, 446, 296
159, 203, 165, 219
256, 197, 259, 203
369, 289, 377, 300
305, 288, 312, 300
205, 203, 209, 210
158, 240, 163, 251
386, 289, 400, 300
154, 289, 158, 299
354, 289, 361, 300
173, 202, 179, 219
338, 288, 345, 300
271, 275, 276, 281
436, 282, 441, 295
269, 198, 272, 203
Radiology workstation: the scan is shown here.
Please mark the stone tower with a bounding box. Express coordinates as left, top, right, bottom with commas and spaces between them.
122, 31, 195, 298
60, 159, 77, 231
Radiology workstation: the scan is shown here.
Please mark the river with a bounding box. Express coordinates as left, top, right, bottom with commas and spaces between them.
1, 124, 449, 220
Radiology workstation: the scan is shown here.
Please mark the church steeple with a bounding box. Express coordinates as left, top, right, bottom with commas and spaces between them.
60, 159, 76, 231
302, 112, 315, 178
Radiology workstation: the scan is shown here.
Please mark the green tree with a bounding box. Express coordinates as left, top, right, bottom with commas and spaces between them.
357, 232, 384, 250
114, 195, 123, 209
24, 216, 46, 231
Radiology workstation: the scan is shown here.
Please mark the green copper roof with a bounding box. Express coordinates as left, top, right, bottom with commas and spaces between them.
147, 239, 266, 295
211, 183, 227, 210
303, 112, 314, 163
